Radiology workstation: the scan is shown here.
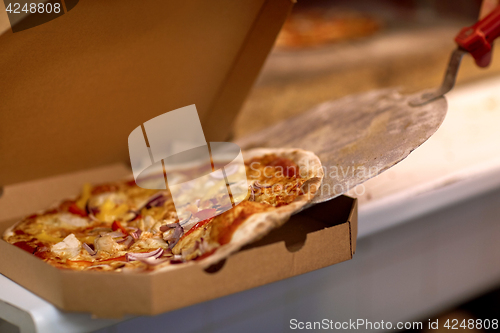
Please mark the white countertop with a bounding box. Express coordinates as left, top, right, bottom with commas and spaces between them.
2, 75, 500, 332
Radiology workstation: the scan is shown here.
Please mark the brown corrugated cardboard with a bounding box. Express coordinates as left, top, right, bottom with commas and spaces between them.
0, 164, 356, 318
0, 0, 293, 186
0, 0, 358, 318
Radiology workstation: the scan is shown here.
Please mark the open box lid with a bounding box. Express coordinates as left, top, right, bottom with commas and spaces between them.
0, 0, 293, 186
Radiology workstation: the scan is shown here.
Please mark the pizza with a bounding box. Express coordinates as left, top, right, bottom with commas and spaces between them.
3, 149, 323, 272
275, 8, 381, 49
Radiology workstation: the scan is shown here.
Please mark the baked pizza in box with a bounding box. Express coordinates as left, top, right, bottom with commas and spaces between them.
3, 149, 324, 272
275, 7, 381, 49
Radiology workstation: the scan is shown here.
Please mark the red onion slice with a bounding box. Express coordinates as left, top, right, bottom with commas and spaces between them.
130, 229, 142, 240
159, 222, 185, 249
167, 225, 185, 249
198, 237, 210, 254
160, 220, 186, 232
248, 186, 255, 202
172, 224, 184, 237
179, 213, 192, 226
85, 202, 101, 222
137, 192, 167, 211
136, 257, 170, 266
85, 201, 100, 216
125, 211, 139, 222
148, 196, 167, 209
116, 235, 134, 248
169, 255, 184, 264
217, 204, 232, 210
83, 243, 97, 256
159, 222, 178, 232
127, 191, 167, 222
126, 192, 168, 219
168, 226, 184, 249
123, 236, 134, 248
126, 248, 164, 262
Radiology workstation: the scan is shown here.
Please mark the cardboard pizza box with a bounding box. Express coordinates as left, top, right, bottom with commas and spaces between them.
0, 0, 358, 317
0, 164, 357, 317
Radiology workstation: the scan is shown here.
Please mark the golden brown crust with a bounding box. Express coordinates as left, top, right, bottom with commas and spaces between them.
194, 148, 323, 268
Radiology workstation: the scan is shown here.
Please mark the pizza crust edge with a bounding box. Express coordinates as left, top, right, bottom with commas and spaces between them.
194, 148, 324, 268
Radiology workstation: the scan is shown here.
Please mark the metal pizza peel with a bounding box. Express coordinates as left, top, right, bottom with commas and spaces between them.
236, 6, 500, 205
236, 89, 447, 204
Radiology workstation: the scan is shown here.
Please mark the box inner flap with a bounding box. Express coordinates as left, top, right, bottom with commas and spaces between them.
0, 0, 292, 186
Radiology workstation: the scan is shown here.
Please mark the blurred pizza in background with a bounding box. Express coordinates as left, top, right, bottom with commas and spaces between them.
275, 7, 382, 49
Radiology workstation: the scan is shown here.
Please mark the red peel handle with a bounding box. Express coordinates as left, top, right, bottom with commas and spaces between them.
455, 5, 500, 67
